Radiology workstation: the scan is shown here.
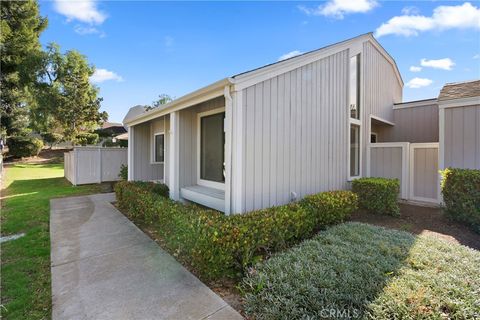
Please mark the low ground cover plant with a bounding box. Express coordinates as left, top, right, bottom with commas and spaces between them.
441, 168, 480, 233
114, 181, 358, 279
242, 222, 480, 320
352, 177, 400, 216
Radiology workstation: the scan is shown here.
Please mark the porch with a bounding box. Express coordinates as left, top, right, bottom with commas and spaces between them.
128, 95, 229, 212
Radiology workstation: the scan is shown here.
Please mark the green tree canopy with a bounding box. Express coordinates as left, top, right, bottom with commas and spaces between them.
0, 0, 47, 136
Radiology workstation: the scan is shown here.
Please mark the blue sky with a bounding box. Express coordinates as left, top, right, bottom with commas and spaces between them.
39, 1, 480, 123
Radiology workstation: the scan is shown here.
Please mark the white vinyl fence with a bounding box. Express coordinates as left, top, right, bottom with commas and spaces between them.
64, 147, 127, 185
366, 142, 440, 204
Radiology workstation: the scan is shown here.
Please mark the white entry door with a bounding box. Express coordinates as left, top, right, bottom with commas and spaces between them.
197, 108, 225, 190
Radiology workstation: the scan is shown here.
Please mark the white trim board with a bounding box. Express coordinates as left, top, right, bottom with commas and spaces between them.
393, 98, 437, 109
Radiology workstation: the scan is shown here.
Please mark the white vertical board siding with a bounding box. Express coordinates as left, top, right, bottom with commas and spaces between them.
101, 148, 128, 181
444, 105, 480, 169
76, 149, 100, 184
410, 145, 439, 202
132, 122, 163, 181
363, 41, 402, 173
241, 50, 349, 211
178, 96, 225, 188
390, 104, 439, 143
370, 147, 403, 181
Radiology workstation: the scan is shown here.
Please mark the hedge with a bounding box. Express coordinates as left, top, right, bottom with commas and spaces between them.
352, 177, 400, 216
7, 136, 44, 158
441, 168, 480, 233
115, 181, 358, 280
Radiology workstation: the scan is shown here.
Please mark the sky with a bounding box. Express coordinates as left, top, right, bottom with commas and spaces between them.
38, 0, 480, 123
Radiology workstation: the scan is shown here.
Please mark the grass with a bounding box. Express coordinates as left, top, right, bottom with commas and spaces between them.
1, 163, 104, 319
242, 222, 480, 320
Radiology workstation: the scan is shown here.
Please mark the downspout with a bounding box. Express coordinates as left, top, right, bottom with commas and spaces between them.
224, 85, 233, 214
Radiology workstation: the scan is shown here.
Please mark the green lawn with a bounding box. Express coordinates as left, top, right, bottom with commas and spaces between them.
243, 222, 480, 319
1, 163, 103, 319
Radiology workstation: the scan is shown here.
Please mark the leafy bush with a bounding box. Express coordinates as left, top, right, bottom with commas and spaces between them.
74, 132, 99, 146
40, 132, 63, 148
242, 222, 480, 320
118, 164, 128, 180
7, 136, 44, 158
352, 177, 400, 216
441, 168, 480, 233
114, 181, 358, 280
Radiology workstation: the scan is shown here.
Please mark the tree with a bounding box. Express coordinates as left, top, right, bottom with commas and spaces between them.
34, 44, 108, 142
0, 0, 47, 136
150, 94, 173, 110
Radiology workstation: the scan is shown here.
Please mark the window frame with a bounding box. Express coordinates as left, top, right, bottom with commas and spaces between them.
196, 107, 226, 190
347, 50, 362, 181
151, 132, 165, 164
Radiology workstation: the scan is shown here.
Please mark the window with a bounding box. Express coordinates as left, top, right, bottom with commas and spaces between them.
350, 125, 360, 177
349, 54, 361, 119
153, 133, 164, 163
349, 53, 361, 179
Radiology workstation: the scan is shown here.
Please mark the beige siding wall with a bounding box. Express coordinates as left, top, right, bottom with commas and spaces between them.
375, 104, 439, 143
412, 147, 438, 200
178, 96, 225, 188
132, 121, 163, 181
363, 41, 402, 173
239, 50, 349, 212
444, 105, 480, 169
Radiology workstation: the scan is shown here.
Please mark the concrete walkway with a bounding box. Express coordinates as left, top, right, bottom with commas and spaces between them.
50, 193, 243, 320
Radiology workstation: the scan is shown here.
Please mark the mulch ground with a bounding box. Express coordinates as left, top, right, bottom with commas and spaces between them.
350, 203, 480, 251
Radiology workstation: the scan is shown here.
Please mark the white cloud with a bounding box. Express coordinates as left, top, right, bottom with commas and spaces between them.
278, 50, 303, 61
90, 69, 123, 83
375, 2, 480, 37
409, 66, 422, 72
54, 0, 107, 25
401, 6, 420, 15
298, 0, 377, 19
420, 58, 455, 70
74, 25, 105, 37
406, 77, 433, 89
473, 54, 480, 59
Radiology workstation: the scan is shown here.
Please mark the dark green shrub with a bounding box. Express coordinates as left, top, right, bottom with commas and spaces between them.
40, 132, 63, 148
118, 164, 128, 180
352, 177, 400, 216
7, 136, 44, 158
301, 190, 358, 225
74, 132, 99, 146
114, 181, 358, 280
441, 168, 480, 233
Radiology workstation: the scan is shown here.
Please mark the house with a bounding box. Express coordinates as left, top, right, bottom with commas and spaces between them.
123, 32, 479, 213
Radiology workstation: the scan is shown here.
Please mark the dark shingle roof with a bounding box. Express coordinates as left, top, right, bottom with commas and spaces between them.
438, 80, 480, 101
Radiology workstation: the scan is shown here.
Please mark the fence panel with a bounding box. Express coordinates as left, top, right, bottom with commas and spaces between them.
64, 147, 127, 185
367, 143, 409, 199
409, 143, 439, 204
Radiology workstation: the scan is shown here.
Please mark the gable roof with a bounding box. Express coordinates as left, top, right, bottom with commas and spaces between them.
124, 33, 402, 126
438, 80, 480, 101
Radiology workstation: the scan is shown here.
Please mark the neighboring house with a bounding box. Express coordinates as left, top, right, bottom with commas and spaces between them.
123, 32, 479, 213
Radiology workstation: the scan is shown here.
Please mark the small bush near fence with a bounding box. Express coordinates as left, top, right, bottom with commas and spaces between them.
352, 177, 400, 216
118, 164, 128, 180
7, 136, 44, 158
441, 168, 480, 233
115, 181, 358, 280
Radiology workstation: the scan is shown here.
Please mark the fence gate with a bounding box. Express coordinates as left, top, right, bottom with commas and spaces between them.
409, 143, 440, 204
367, 142, 440, 205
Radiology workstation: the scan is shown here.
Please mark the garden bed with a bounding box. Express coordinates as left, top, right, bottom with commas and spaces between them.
243, 222, 480, 319
351, 203, 480, 250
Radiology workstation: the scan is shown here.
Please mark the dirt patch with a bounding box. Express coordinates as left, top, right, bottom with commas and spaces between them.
350, 203, 480, 250
4, 148, 71, 164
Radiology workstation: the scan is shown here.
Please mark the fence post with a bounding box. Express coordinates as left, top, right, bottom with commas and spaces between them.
98, 147, 102, 184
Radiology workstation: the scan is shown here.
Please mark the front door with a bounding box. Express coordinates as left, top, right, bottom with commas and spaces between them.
198, 108, 225, 189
